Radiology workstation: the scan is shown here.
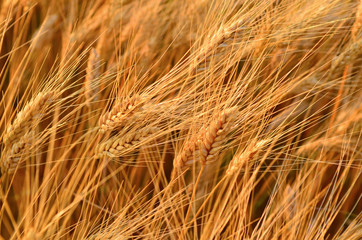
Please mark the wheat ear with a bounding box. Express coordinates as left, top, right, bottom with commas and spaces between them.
194, 20, 254, 74
31, 14, 59, 49
282, 184, 296, 223
99, 94, 144, 132
226, 139, 269, 176
85, 48, 101, 105
1, 130, 34, 174
198, 108, 237, 164
174, 108, 237, 171
95, 127, 158, 158
3, 91, 54, 146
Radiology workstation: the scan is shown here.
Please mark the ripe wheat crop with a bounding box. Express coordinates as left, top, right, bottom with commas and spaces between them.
0, 0, 361, 239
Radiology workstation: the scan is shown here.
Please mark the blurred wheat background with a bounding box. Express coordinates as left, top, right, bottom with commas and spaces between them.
0, 0, 361, 239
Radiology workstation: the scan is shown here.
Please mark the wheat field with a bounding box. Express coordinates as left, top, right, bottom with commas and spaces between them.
0, 0, 361, 239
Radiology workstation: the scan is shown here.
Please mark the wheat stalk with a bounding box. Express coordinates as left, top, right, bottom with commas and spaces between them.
1, 1, 361, 239
0, 0, 20, 22
266, 96, 309, 133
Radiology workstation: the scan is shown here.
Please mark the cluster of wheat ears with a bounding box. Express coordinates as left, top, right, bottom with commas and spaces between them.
0, 0, 361, 239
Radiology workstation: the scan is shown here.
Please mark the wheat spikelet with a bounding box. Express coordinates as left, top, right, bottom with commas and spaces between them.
174, 108, 237, 171
3, 91, 54, 146
99, 94, 145, 132
226, 139, 269, 176
85, 48, 101, 105
1, 131, 34, 174
95, 127, 158, 158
